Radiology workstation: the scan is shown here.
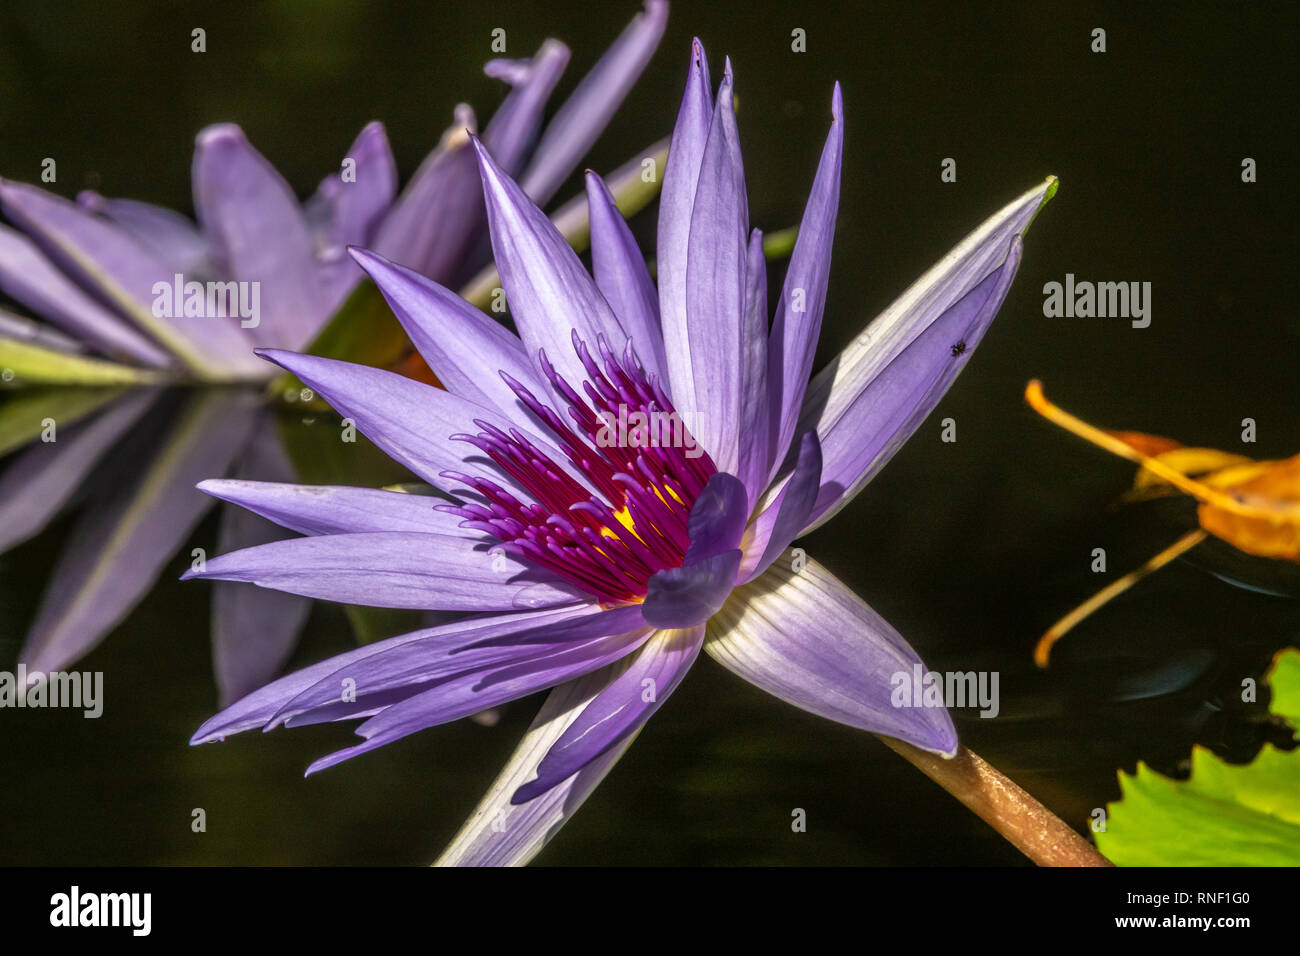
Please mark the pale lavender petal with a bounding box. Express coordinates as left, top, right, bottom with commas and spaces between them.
739, 429, 821, 582
517, 0, 668, 205
584, 171, 667, 381
735, 227, 770, 500
19, 390, 258, 674
0, 223, 173, 367
642, 549, 741, 628
372, 105, 483, 283
76, 192, 212, 277
682, 472, 749, 563
435, 665, 642, 866
657, 39, 713, 405
513, 624, 701, 802
181, 530, 583, 611
192, 604, 597, 742
257, 348, 575, 497
348, 247, 547, 417
797, 177, 1056, 533
269, 604, 644, 727
683, 60, 748, 474
302, 626, 650, 774
706, 550, 958, 756
802, 237, 1022, 532
192, 124, 327, 349
211, 417, 312, 706
0, 179, 259, 378
766, 84, 843, 483
0, 389, 157, 553
482, 41, 571, 179
471, 136, 628, 397
0, 307, 85, 354
197, 478, 473, 537
312, 122, 399, 315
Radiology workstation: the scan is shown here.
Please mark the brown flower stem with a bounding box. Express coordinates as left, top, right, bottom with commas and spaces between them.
879, 737, 1113, 867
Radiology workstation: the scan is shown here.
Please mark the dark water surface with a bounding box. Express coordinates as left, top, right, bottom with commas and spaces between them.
1, 1, 1297, 864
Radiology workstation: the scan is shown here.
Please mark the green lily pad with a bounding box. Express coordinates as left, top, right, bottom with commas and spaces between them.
1095, 648, 1300, 865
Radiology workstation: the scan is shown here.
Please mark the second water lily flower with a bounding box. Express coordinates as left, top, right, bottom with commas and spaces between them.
0, 1, 668, 700
187, 40, 1055, 864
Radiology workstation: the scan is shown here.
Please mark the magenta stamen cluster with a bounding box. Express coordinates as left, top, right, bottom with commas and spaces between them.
441, 334, 717, 605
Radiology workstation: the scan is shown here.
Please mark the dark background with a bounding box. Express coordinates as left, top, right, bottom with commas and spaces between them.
1, 0, 1297, 864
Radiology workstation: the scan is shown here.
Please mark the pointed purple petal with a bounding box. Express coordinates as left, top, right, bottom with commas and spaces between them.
803, 237, 1023, 532
682, 60, 748, 474
76, 192, 212, 277
303, 626, 650, 774
436, 665, 642, 866
739, 429, 822, 582
682, 472, 749, 564
197, 478, 473, 537
349, 247, 547, 417
0, 223, 173, 367
0, 179, 257, 378
482, 40, 571, 179
797, 177, 1055, 532
191, 604, 597, 743
513, 624, 701, 802
192, 124, 327, 349
707, 550, 958, 756
642, 549, 741, 629
735, 227, 771, 500
657, 39, 713, 405
181, 530, 583, 611
518, 0, 668, 205
471, 137, 627, 396
584, 171, 666, 381
372, 105, 484, 283
766, 84, 843, 484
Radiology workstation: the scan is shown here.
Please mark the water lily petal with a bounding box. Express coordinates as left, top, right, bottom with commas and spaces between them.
471, 136, 628, 397
802, 236, 1022, 532
0, 180, 257, 378
0, 223, 173, 367
349, 247, 546, 417
182, 530, 584, 611
584, 171, 667, 381
191, 604, 598, 742
642, 548, 742, 628
312, 122, 399, 315
657, 39, 713, 405
683, 60, 748, 474
482, 40, 571, 179
435, 665, 642, 866
797, 177, 1055, 531
739, 429, 822, 582
257, 348, 570, 496
683, 472, 749, 563
192, 124, 327, 349
735, 227, 771, 500
518, 0, 668, 205
303, 626, 650, 774
197, 478, 472, 537
706, 550, 958, 756
76, 192, 213, 277
372, 104, 483, 283
271, 604, 644, 727
766, 84, 843, 483
513, 624, 701, 802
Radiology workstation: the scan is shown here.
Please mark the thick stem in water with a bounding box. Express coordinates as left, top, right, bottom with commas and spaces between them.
880, 737, 1112, 867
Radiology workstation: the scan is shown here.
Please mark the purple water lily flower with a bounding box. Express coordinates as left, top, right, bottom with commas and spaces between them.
0, 2, 667, 700
187, 40, 1055, 864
